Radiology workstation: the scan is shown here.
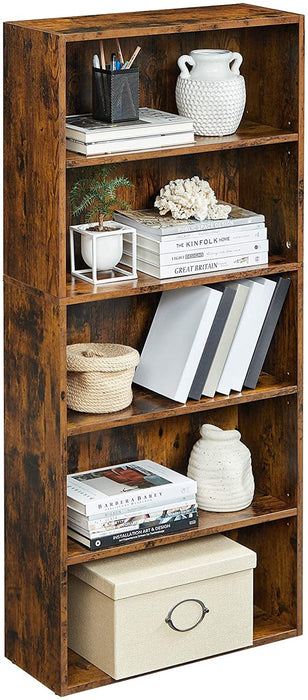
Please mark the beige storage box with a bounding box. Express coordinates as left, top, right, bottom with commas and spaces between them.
68, 535, 257, 680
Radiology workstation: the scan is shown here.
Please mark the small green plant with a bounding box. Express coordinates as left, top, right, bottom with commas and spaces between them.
70, 164, 133, 231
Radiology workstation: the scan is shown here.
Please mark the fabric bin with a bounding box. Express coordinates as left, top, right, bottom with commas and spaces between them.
68, 534, 257, 679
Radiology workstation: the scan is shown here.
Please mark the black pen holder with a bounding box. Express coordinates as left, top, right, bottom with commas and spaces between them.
92, 67, 139, 123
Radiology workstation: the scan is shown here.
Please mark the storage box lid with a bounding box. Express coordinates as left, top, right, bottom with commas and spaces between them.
71, 535, 257, 600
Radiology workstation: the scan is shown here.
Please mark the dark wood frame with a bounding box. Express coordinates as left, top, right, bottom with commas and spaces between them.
4, 4, 304, 696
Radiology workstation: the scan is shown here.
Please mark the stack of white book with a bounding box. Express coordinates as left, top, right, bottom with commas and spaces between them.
67, 460, 198, 550
115, 204, 269, 279
134, 276, 290, 401
66, 108, 195, 156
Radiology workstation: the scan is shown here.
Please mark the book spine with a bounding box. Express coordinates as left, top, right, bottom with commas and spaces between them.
115, 213, 265, 235
123, 238, 268, 264
68, 499, 196, 531
68, 512, 198, 550
121, 251, 269, 279
68, 501, 197, 538
123, 226, 267, 253
68, 481, 196, 516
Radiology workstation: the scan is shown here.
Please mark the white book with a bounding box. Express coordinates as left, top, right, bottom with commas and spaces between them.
66, 131, 194, 156
122, 251, 269, 279
134, 286, 222, 403
202, 283, 250, 397
66, 108, 194, 143
114, 205, 265, 235
122, 225, 267, 254
123, 238, 268, 266
217, 277, 277, 394
67, 460, 196, 516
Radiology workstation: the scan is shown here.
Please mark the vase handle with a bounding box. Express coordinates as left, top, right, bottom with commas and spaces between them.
178, 54, 195, 79
230, 52, 243, 75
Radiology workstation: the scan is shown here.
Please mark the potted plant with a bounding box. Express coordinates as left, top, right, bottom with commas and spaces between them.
70, 164, 134, 271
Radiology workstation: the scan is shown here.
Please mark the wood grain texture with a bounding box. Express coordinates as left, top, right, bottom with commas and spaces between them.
67, 496, 296, 566
3, 25, 66, 297
64, 260, 301, 305
233, 519, 298, 629
8, 4, 301, 41
4, 281, 67, 694
66, 374, 298, 436
66, 124, 298, 169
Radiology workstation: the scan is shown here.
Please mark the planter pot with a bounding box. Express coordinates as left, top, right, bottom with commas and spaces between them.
176, 49, 246, 136
187, 424, 255, 512
70, 221, 137, 285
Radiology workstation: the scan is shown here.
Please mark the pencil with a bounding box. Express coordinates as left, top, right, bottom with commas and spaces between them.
99, 40, 106, 69
116, 38, 124, 65
125, 46, 141, 69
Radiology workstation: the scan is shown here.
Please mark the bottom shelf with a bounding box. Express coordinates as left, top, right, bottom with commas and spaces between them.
67, 606, 297, 693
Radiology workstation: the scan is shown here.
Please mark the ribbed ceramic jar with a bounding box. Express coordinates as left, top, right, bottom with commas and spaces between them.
176, 49, 246, 136
187, 424, 255, 512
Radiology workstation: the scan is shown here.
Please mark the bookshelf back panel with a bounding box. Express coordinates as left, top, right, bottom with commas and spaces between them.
229, 518, 298, 629
67, 396, 297, 509
67, 270, 298, 384
66, 24, 298, 131
66, 143, 298, 275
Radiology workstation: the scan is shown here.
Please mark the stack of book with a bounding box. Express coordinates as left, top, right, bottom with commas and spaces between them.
66, 108, 194, 156
115, 204, 269, 279
134, 276, 291, 401
67, 460, 198, 550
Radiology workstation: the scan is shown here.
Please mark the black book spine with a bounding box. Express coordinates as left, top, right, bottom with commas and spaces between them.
244, 276, 291, 389
189, 286, 236, 400
69, 513, 198, 550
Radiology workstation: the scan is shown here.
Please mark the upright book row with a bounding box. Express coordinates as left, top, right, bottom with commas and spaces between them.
134, 276, 290, 402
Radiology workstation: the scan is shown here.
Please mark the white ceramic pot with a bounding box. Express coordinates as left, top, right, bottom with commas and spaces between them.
187, 424, 255, 512
79, 222, 123, 271
176, 49, 246, 136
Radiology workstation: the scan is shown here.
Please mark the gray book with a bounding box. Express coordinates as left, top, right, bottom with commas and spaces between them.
244, 276, 291, 389
189, 286, 236, 400
114, 204, 265, 236
202, 282, 250, 398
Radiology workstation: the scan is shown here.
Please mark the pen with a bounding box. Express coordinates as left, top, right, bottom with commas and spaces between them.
125, 46, 141, 69
120, 61, 129, 70
110, 53, 117, 71
116, 60, 121, 70
115, 38, 124, 65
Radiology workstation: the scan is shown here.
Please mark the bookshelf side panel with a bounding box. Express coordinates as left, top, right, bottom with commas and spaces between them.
4, 24, 65, 296
4, 282, 67, 694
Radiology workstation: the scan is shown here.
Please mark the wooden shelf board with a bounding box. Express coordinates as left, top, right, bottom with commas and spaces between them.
67, 373, 297, 436
64, 259, 301, 305
12, 5, 301, 40
67, 606, 297, 693
66, 122, 298, 169
66, 494, 297, 566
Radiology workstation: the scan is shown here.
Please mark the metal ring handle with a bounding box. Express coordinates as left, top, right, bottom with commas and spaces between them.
165, 598, 209, 632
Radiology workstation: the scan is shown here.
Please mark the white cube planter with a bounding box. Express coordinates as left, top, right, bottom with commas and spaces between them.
70, 222, 137, 285
68, 535, 256, 680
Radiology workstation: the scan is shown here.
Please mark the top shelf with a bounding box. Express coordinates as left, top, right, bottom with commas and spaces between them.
66, 122, 298, 169
9, 4, 301, 40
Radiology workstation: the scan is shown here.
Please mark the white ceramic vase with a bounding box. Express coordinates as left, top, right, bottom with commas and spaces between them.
187, 424, 255, 512
176, 49, 246, 136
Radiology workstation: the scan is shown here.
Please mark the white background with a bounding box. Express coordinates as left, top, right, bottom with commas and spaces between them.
0, 1, 307, 698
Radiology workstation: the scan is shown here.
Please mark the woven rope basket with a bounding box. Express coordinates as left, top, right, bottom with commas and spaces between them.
67, 343, 140, 414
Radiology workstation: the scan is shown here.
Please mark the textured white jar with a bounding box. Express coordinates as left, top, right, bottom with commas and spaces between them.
187, 424, 255, 512
176, 49, 246, 136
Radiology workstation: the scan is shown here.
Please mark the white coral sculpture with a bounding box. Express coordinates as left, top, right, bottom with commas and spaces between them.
154, 176, 231, 221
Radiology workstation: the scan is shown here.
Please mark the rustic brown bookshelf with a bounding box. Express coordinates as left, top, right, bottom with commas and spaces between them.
4, 4, 303, 696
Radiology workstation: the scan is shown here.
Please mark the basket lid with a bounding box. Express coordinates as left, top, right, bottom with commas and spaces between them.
66, 343, 139, 373
70, 535, 257, 600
